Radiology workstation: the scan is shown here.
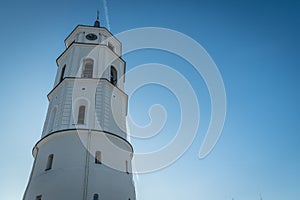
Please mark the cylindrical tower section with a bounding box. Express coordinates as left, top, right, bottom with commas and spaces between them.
23, 130, 135, 200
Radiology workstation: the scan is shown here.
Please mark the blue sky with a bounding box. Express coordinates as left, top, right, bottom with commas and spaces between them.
0, 0, 299, 199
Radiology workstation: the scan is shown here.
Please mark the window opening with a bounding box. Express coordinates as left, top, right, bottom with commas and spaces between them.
45, 154, 54, 171
60, 65, 66, 82
82, 59, 93, 78
93, 193, 99, 200
110, 66, 117, 86
95, 151, 101, 164
77, 105, 86, 124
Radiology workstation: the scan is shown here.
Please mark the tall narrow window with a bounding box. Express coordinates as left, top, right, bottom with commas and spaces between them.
45, 154, 54, 171
77, 105, 86, 124
82, 59, 93, 78
95, 151, 101, 164
93, 193, 99, 200
110, 66, 117, 86
36, 195, 42, 200
60, 64, 66, 82
125, 160, 129, 174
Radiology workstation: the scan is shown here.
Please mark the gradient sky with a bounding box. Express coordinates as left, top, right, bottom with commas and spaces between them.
0, 0, 299, 199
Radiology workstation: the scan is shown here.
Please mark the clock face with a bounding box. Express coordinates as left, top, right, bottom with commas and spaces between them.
86, 33, 98, 41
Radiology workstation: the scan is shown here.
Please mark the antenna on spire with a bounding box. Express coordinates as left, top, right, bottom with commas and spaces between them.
94, 9, 100, 27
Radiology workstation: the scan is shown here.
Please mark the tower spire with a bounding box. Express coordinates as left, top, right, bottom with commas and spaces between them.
94, 10, 100, 27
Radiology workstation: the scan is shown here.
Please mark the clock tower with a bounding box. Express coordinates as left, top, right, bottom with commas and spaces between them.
23, 17, 136, 200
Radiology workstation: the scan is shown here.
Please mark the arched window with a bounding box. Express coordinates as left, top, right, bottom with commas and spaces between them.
95, 151, 101, 164
45, 154, 54, 171
77, 105, 86, 124
93, 193, 99, 200
110, 66, 117, 86
60, 64, 66, 82
82, 59, 93, 78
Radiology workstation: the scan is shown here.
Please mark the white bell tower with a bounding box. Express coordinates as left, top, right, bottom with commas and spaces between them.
23, 16, 136, 200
